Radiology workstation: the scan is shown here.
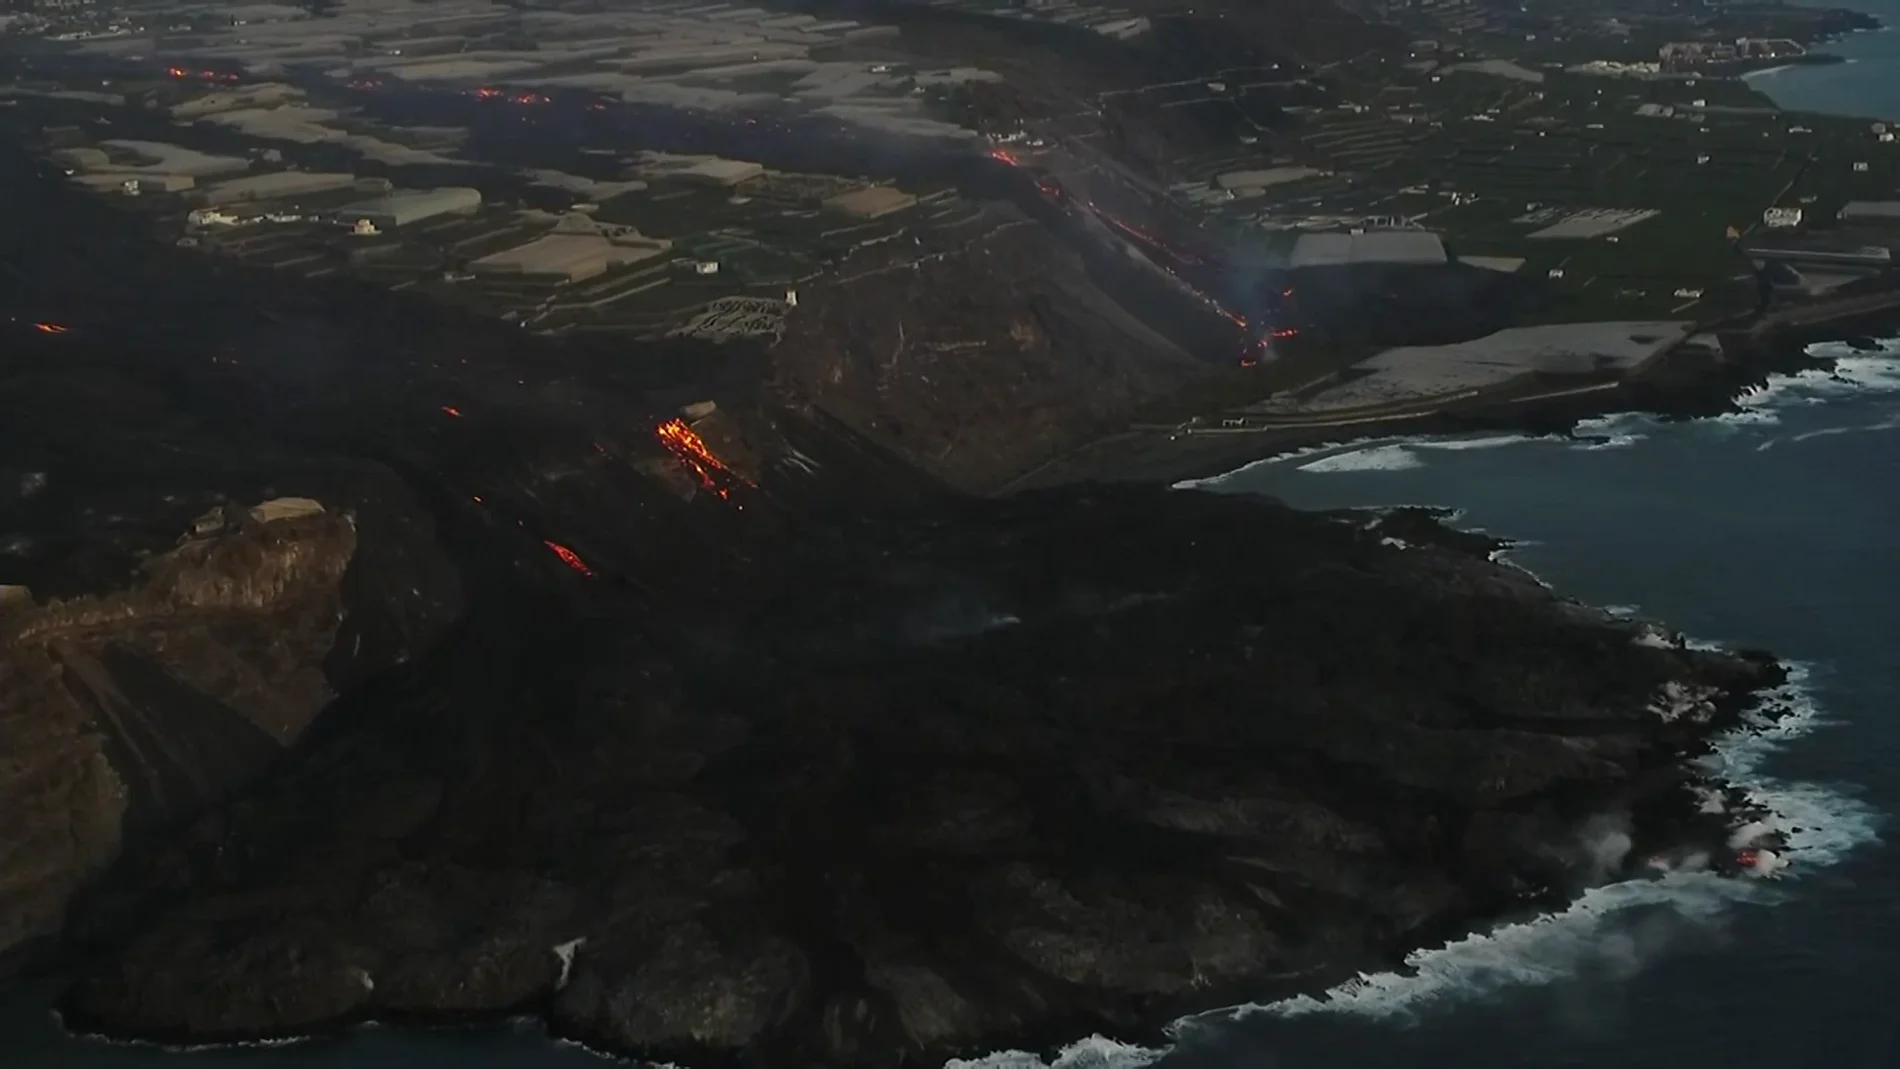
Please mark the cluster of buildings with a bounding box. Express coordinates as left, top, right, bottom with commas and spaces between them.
1657, 37, 1806, 72
1746, 200, 1900, 296
49, 137, 482, 227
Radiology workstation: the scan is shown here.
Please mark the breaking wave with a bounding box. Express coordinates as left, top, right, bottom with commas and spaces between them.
1175, 335, 1900, 488
1293, 435, 1537, 474
1048, 337, 1900, 1067
1413, 434, 1539, 452
1000, 339, 1900, 1069
945, 1035, 1165, 1069
1570, 415, 1647, 450
1730, 338, 1900, 425
1206, 662, 1879, 1024
936, 659, 1879, 1069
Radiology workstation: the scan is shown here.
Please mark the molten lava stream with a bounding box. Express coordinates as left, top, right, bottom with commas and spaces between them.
542, 539, 594, 577
654, 418, 749, 500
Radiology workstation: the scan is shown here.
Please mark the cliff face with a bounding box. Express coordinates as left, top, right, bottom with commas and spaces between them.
0, 494, 459, 968
773, 215, 1207, 492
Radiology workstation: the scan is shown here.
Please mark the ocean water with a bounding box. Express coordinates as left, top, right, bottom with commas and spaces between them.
1748, 0, 1900, 118
1145, 339, 1900, 1069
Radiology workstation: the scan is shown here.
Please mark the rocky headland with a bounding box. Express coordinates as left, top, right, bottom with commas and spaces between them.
49, 482, 1788, 1067
0, 110, 1817, 1067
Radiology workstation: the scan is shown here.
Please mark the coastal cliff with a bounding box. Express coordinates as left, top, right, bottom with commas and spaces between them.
51, 480, 1785, 1065
0, 122, 1805, 1065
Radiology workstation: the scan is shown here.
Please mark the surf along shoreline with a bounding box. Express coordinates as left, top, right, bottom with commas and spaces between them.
24, 281, 1900, 1069
41, 437, 1837, 1068
14, 153, 1900, 1069
47, 644, 1815, 1069
924, 324, 1900, 1065
999, 295, 1900, 495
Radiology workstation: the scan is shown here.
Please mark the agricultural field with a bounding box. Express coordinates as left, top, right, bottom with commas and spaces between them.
1347, 73, 1807, 320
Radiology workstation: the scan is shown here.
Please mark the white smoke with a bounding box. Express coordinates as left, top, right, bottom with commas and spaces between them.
1569, 813, 1635, 886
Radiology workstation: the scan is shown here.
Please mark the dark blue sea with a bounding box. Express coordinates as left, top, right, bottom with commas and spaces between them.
1154, 340, 1900, 1069
1747, 0, 1900, 119
12, 15, 1900, 1066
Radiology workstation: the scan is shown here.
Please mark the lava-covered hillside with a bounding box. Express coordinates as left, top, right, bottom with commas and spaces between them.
773, 212, 1205, 492
0, 109, 1791, 1069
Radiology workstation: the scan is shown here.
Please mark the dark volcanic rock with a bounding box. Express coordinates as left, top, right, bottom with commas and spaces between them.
54, 484, 1781, 1066
773, 213, 1207, 493
0, 114, 1787, 1068
0, 474, 460, 969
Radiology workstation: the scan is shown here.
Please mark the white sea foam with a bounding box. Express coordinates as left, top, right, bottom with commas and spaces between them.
1572, 413, 1647, 437
941, 663, 1878, 1069
55, 1021, 316, 1054
1087, 336, 1898, 1050
1206, 662, 1879, 1024
1177, 336, 1900, 490
1575, 433, 1645, 450
1294, 435, 1539, 475
945, 1035, 1165, 1069
1730, 339, 1900, 426
1567, 413, 1652, 451
1173, 435, 1394, 488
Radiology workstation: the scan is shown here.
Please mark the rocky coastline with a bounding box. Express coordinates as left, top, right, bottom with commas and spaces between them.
1004, 313, 1900, 492
35, 479, 1798, 1068
0, 124, 1847, 1068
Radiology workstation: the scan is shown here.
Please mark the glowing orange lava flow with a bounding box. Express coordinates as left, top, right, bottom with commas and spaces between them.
542, 539, 594, 577
33, 322, 69, 334
655, 418, 749, 499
